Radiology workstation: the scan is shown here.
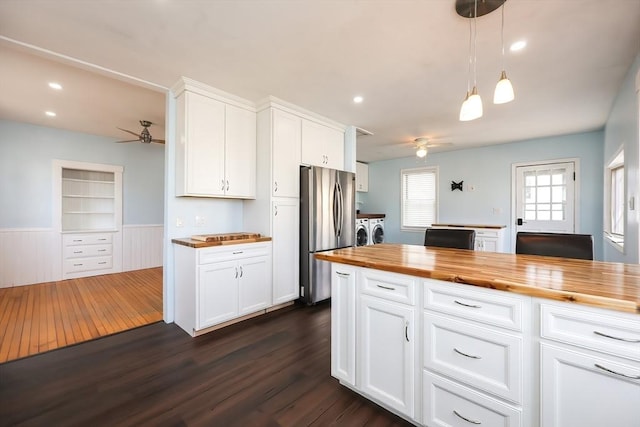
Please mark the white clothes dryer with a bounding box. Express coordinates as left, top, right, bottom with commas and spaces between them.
369, 218, 385, 244
356, 218, 370, 246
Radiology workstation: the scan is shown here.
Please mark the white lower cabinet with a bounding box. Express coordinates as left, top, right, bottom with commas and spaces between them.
538, 300, 640, 427
174, 241, 272, 336
423, 371, 522, 427
359, 294, 416, 418
331, 265, 356, 386
272, 198, 299, 305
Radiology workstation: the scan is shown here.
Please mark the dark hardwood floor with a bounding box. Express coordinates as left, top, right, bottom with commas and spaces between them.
0, 302, 413, 427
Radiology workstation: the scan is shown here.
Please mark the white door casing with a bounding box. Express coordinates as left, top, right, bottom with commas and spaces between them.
511, 159, 579, 250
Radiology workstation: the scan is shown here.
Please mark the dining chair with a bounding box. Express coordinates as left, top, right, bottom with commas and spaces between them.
424, 228, 476, 250
515, 232, 594, 260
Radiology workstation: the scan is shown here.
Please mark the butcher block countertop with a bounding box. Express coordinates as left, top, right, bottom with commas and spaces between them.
172, 233, 272, 248
315, 244, 640, 314
431, 223, 507, 229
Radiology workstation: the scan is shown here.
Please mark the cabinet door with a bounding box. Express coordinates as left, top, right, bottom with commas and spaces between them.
238, 255, 271, 316
356, 162, 369, 192
359, 294, 415, 418
272, 199, 300, 304
225, 104, 256, 198
272, 109, 301, 198
480, 238, 498, 252
198, 260, 238, 329
323, 126, 345, 170
301, 119, 327, 167
185, 92, 226, 196
331, 265, 356, 386
540, 343, 640, 427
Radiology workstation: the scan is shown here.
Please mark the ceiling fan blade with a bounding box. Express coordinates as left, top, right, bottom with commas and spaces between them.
117, 127, 142, 138
151, 138, 166, 144
115, 139, 139, 143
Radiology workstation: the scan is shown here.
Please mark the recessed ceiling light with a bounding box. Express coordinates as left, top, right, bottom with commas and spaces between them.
48, 82, 63, 90
353, 96, 364, 103
45, 111, 57, 117
510, 40, 527, 52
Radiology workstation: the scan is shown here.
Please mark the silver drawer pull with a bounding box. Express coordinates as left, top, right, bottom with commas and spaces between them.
73, 239, 83, 242
98, 262, 107, 265
376, 284, 396, 291
454, 300, 481, 309
405, 321, 409, 342
594, 330, 640, 343
97, 238, 107, 241
594, 363, 640, 379
239, 266, 243, 277
336, 272, 350, 277
73, 251, 83, 254
453, 410, 482, 425
73, 263, 83, 266
98, 249, 107, 252
454, 348, 482, 359
232, 251, 244, 254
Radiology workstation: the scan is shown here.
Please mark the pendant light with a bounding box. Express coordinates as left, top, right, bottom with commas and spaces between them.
493, 1, 515, 104
415, 137, 429, 159
460, 0, 482, 121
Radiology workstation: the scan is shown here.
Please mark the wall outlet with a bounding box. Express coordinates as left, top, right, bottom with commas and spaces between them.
176, 217, 184, 227
195, 215, 206, 226
468, 184, 476, 191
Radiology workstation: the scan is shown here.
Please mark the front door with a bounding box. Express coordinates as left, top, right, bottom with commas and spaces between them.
514, 161, 576, 235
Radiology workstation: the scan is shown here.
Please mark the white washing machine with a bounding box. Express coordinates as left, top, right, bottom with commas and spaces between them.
356, 218, 370, 246
369, 218, 385, 244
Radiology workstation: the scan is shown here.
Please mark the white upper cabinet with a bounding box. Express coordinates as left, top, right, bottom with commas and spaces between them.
225, 104, 257, 198
272, 108, 302, 198
356, 161, 369, 192
174, 83, 256, 199
301, 118, 344, 170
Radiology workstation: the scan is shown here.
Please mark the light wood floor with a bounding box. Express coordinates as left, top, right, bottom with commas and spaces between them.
0, 267, 163, 364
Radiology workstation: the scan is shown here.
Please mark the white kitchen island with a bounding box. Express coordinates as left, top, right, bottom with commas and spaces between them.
317, 244, 640, 427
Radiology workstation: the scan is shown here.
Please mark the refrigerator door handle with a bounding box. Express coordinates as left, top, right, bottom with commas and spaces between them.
337, 181, 344, 237
332, 181, 339, 237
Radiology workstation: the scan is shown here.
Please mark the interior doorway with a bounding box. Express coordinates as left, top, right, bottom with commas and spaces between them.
511, 159, 579, 248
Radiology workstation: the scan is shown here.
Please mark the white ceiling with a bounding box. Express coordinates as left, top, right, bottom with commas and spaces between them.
0, 0, 638, 162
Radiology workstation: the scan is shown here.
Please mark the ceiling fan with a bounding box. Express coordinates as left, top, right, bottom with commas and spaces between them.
410, 137, 453, 158
116, 120, 165, 144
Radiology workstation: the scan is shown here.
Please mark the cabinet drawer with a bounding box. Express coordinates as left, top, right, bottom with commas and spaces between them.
540, 302, 640, 361
424, 312, 523, 403
424, 279, 524, 331
423, 371, 522, 427
64, 256, 112, 273
63, 233, 113, 245
198, 242, 271, 265
64, 244, 112, 259
360, 269, 416, 305
476, 229, 499, 238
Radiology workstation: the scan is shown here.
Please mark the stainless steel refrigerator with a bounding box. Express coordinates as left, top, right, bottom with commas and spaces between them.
300, 166, 355, 304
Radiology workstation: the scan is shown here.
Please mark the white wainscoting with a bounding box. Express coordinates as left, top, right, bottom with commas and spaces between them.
122, 225, 164, 272
0, 225, 164, 288
0, 228, 60, 288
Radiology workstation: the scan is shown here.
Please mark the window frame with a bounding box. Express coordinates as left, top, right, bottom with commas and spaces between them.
604, 148, 624, 250
400, 166, 439, 232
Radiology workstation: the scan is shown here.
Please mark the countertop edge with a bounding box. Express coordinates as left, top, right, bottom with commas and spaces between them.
172, 236, 272, 248
315, 253, 640, 314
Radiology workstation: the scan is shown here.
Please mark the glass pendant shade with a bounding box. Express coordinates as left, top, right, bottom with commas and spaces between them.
494, 70, 515, 104
460, 87, 483, 121
416, 146, 428, 158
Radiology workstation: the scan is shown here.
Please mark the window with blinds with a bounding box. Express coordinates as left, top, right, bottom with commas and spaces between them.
401, 167, 438, 230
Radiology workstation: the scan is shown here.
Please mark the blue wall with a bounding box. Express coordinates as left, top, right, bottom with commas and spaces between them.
359, 130, 604, 258
0, 119, 165, 227
603, 53, 640, 264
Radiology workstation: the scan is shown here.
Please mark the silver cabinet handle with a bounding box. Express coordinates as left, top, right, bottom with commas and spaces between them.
454, 348, 482, 359
98, 262, 107, 265
376, 284, 396, 291
239, 266, 243, 278
221, 179, 225, 191
98, 249, 106, 252
405, 321, 409, 342
336, 272, 350, 277
232, 251, 244, 255
235, 267, 238, 279
594, 330, 640, 343
226, 180, 229, 191
73, 239, 83, 242
73, 263, 83, 267
454, 300, 481, 309
274, 181, 278, 192
274, 205, 278, 216
73, 251, 83, 254
453, 410, 482, 425
97, 238, 107, 241
594, 363, 640, 379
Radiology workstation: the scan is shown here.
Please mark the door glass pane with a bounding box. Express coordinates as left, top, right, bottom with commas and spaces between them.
537, 187, 550, 203
537, 173, 550, 186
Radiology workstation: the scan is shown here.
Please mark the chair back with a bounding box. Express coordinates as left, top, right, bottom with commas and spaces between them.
515, 232, 594, 260
424, 228, 475, 250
